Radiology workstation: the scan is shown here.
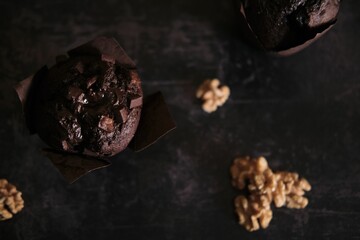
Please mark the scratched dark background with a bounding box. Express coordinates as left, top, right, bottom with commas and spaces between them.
0, 0, 360, 239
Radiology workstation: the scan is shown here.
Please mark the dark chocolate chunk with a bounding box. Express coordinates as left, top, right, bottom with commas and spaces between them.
75, 61, 84, 73
98, 116, 115, 132
61, 140, 69, 151
113, 89, 125, 105
117, 107, 128, 123
67, 86, 83, 101
86, 76, 97, 89
128, 94, 143, 109
101, 54, 115, 64
74, 103, 83, 113
129, 92, 176, 152
58, 113, 83, 146
42, 149, 111, 184
78, 94, 88, 104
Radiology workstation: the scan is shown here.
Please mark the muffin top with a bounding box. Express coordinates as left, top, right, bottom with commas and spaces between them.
33, 54, 143, 157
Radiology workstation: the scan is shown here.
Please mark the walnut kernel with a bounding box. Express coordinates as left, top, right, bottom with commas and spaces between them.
230, 156, 311, 232
0, 179, 24, 221
196, 79, 230, 113
234, 194, 273, 232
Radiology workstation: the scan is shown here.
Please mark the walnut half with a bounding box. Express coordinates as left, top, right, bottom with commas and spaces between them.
234, 194, 273, 232
196, 79, 230, 113
0, 179, 24, 221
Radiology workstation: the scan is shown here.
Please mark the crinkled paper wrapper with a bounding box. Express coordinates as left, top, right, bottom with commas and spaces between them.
15, 37, 176, 183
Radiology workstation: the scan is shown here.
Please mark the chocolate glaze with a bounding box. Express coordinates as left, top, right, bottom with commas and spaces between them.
242, 0, 340, 51
33, 55, 142, 157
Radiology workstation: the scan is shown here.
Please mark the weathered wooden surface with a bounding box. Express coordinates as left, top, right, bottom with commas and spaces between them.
0, 0, 359, 239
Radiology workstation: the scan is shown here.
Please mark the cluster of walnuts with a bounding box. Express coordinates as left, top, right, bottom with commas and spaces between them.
0, 179, 24, 221
230, 156, 311, 232
196, 79, 230, 113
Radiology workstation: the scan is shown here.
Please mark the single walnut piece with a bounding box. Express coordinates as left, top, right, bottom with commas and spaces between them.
230, 156, 253, 190
0, 179, 24, 221
274, 172, 311, 209
196, 79, 230, 113
231, 156, 276, 197
230, 156, 311, 232
231, 156, 275, 231
234, 195, 273, 232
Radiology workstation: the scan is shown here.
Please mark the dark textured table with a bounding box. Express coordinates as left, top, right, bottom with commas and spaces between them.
1, 0, 360, 239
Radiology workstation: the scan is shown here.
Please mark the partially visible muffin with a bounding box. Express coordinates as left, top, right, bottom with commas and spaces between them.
241, 0, 341, 53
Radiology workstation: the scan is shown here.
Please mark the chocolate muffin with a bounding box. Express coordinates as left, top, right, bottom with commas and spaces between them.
15, 37, 176, 183
32, 52, 142, 157
240, 0, 341, 54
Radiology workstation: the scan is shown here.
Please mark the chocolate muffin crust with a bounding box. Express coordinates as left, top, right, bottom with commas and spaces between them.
34, 54, 142, 157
